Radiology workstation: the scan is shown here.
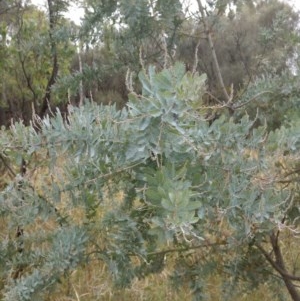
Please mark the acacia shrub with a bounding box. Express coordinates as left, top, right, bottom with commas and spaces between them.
0, 62, 299, 300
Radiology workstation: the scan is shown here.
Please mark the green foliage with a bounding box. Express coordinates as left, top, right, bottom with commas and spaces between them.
0, 1, 76, 123
234, 72, 300, 130
177, 0, 300, 99
0, 62, 300, 300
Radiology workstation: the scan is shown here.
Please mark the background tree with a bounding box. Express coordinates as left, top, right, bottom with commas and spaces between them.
63, 0, 184, 107
0, 0, 75, 125
176, 0, 299, 96
1, 0, 299, 126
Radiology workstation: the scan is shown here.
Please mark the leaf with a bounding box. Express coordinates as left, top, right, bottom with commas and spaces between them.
185, 201, 202, 211
145, 188, 161, 205
154, 72, 173, 91
138, 71, 153, 95
161, 197, 174, 211
139, 116, 151, 131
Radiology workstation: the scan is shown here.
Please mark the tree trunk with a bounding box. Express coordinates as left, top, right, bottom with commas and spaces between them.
40, 0, 59, 118
196, 0, 232, 106
78, 44, 84, 106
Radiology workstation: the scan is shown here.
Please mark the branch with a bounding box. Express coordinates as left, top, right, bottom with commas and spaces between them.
148, 240, 227, 257
256, 231, 300, 301
256, 243, 300, 282
232, 90, 274, 110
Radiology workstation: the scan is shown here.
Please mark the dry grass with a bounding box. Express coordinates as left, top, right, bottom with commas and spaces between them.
44, 258, 288, 301
47, 263, 193, 301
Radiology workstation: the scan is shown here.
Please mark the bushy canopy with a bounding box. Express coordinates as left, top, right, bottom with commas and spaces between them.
0, 62, 299, 300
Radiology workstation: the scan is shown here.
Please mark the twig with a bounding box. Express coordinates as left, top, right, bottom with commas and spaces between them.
232, 90, 274, 110
148, 240, 227, 257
